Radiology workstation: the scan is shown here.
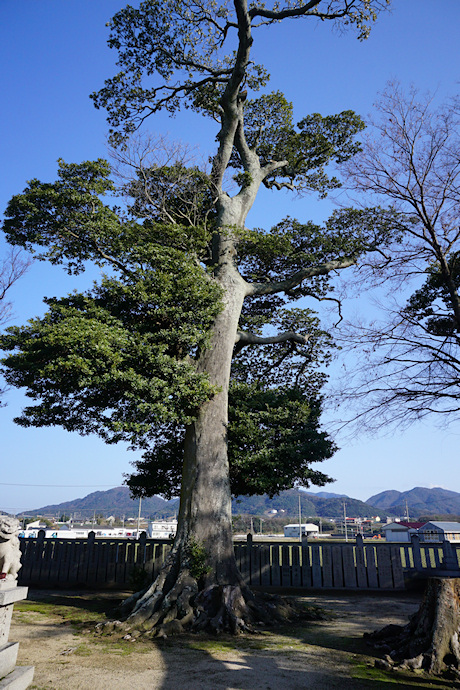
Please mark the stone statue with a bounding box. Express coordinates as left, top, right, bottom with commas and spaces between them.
0, 516, 22, 581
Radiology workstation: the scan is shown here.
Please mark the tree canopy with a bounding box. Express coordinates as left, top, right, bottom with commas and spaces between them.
1, 151, 374, 497
1, 0, 392, 634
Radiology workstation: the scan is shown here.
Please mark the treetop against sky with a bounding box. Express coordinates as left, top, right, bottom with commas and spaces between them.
0, 0, 459, 515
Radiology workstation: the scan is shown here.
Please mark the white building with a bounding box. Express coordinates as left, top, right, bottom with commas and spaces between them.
283, 523, 319, 538
147, 520, 177, 539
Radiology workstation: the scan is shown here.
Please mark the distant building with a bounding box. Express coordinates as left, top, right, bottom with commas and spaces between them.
381, 521, 426, 542
418, 522, 460, 543
147, 520, 177, 539
283, 523, 319, 538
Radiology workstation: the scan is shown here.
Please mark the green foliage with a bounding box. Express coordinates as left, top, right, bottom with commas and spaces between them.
90, 0, 269, 138
1, 275, 222, 444
404, 253, 460, 336
187, 538, 212, 580
228, 384, 334, 497
127, 380, 334, 499
1, 155, 363, 500
3, 160, 119, 274
1, 160, 225, 445
91, 0, 388, 143
238, 208, 396, 290
233, 95, 365, 196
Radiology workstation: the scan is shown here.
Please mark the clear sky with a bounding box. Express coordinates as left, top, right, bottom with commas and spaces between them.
1, 1, 459, 514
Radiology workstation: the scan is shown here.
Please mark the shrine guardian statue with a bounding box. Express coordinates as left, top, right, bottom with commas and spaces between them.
0, 516, 22, 581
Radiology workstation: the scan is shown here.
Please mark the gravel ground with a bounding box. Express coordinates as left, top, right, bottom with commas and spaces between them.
9, 588, 455, 690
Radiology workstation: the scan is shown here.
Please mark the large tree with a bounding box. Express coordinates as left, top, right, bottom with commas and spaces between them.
1, 0, 389, 634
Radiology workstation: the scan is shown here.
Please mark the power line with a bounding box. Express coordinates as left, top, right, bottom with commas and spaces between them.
0, 483, 121, 488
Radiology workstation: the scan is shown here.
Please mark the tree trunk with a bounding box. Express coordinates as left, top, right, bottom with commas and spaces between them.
103, 255, 299, 637
366, 578, 460, 679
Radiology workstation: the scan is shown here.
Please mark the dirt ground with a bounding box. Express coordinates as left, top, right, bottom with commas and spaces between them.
9, 588, 458, 690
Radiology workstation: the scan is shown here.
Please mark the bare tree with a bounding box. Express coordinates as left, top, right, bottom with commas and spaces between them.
338, 83, 460, 425
0, 247, 31, 403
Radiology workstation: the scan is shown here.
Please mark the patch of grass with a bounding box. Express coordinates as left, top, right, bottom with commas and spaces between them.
351, 657, 456, 689
183, 629, 313, 654
183, 639, 236, 654
14, 594, 119, 628
98, 640, 150, 656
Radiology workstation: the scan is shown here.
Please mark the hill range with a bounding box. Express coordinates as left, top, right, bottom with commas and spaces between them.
16, 485, 460, 520
367, 487, 460, 518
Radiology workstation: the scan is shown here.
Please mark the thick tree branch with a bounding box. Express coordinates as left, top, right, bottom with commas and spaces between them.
235, 329, 309, 347
250, 0, 323, 21
247, 256, 357, 296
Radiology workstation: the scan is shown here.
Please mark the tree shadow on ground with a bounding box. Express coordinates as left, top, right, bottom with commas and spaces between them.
20, 590, 458, 689
156, 633, 456, 690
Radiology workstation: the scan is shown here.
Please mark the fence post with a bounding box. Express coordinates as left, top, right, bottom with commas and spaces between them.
301, 536, 311, 587
246, 534, 253, 585
442, 539, 459, 571
355, 535, 367, 589
410, 534, 422, 572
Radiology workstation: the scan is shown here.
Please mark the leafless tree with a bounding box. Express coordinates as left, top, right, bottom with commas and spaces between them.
338, 82, 460, 425
0, 247, 31, 402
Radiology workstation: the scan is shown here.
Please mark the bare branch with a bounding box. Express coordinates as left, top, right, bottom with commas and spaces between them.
0, 248, 32, 326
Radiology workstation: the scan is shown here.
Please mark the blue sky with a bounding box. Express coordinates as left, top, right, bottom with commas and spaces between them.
1, 1, 459, 514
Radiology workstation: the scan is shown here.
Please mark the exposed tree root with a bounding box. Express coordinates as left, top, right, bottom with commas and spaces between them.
96, 553, 318, 639
365, 578, 460, 680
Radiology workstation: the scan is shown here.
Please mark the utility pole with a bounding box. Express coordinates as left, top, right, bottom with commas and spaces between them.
298, 493, 302, 543
343, 501, 348, 543
136, 497, 142, 538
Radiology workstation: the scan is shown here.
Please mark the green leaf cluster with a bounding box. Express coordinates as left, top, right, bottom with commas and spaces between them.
228, 383, 334, 497
1, 161, 225, 445
126, 381, 334, 499
404, 253, 460, 337
233, 94, 365, 196
1, 272, 222, 444
90, 0, 389, 142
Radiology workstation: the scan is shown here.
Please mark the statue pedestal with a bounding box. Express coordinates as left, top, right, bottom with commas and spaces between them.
0, 582, 34, 689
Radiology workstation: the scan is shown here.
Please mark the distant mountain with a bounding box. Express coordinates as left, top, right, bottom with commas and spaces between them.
19, 485, 460, 521
366, 487, 460, 517
20, 486, 382, 519
232, 488, 384, 519
305, 491, 349, 499
21, 487, 178, 519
